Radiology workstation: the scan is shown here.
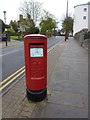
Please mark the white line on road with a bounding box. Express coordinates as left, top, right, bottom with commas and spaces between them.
0, 41, 63, 57
48, 39, 64, 53
0, 50, 21, 56
0, 39, 64, 93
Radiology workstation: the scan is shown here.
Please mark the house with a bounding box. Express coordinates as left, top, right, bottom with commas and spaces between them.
73, 1, 90, 36
18, 14, 35, 32
0, 19, 2, 42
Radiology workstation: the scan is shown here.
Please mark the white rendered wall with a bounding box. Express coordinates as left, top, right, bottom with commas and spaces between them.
88, 5, 90, 31
73, 5, 88, 35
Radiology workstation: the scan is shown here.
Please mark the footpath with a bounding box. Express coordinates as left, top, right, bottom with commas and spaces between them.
0, 39, 23, 49
2, 37, 88, 118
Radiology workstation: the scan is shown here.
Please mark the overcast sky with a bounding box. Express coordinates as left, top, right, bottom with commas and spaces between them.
0, 0, 89, 28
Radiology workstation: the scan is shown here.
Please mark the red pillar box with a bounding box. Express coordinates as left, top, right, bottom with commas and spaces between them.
24, 34, 47, 102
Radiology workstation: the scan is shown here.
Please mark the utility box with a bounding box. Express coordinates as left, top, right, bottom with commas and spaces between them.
24, 34, 47, 102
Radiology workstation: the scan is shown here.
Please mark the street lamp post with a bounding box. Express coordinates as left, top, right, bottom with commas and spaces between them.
65, 0, 69, 41
3, 11, 7, 46
3, 11, 6, 23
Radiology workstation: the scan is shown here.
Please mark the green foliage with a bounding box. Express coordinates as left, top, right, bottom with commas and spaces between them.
5, 24, 10, 29
25, 27, 39, 34
0, 19, 10, 33
8, 28, 15, 35
40, 11, 57, 35
2, 20, 6, 32
62, 17, 74, 32
10, 36, 19, 39
10, 20, 19, 33
34, 27, 39, 34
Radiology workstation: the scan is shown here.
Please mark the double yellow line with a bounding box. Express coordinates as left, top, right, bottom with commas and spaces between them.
0, 40, 63, 92
0, 66, 25, 91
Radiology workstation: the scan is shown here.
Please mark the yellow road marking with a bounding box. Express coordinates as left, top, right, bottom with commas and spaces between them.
0, 40, 64, 91
0, 66, 25, 85
0, 69, 25, 91
0, 45, 54, 86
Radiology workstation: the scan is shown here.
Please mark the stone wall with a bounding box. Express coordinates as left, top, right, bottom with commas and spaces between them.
74, 29, 90, 50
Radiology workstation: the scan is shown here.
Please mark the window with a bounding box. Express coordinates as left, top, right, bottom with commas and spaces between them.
83, 16, 86, 20
84, 8, 87, 12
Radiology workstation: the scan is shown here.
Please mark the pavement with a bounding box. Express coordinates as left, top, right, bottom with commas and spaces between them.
0, 39, 23, 49
2, 37, 88, 118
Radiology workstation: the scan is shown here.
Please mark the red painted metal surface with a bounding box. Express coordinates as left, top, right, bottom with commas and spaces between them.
24, 34, 47, 91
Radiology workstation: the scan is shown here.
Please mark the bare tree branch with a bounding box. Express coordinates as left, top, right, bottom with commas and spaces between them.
19, 0, 42, 24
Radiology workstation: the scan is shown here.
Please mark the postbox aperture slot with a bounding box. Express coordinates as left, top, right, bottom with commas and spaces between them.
30, 43, 44, 45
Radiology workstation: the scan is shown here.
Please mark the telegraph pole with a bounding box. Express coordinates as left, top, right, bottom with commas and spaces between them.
65, 0, 69, 41
66, 0, 68, 18
3, 11, 7, 46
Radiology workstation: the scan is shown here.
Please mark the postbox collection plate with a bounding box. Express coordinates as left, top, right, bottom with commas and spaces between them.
30, 48, 43, 57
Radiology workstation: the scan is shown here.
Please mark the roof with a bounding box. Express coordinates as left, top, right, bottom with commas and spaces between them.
24, 34, 47, 39
74, 1, 90, 8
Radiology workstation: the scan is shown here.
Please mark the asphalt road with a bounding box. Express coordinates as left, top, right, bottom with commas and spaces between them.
1, 36, 64, 81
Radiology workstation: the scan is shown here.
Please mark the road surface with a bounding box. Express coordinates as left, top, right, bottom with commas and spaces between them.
0, 36, 64, 94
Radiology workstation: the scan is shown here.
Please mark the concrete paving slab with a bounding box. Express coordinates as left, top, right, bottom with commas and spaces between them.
74, 64, 88, 73
31, 100, 47, 118
41, 103, 88, 118
49, 79, 88, 95
2, 38, 88, 118
54, 62, 75, 72
32, 102, 88, 118
51, 70, 69, 80
48, 91, 83, 108
32, 38, 88, 118
69, 71, 82, 81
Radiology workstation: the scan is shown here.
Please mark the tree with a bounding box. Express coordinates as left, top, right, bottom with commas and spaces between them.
26, 27, 39, 34
19, 0, 42, 24
40, 11, 57, 36
0, 19, 10, 33
0, 19, 10, 40
10, 20, 18, 33
8, 28, 15, 36
62, 16, 74, 33
0, 19, 6, 32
